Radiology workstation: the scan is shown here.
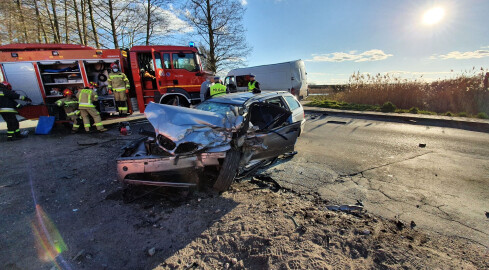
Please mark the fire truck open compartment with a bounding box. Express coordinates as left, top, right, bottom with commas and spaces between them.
37, 60, 120, 119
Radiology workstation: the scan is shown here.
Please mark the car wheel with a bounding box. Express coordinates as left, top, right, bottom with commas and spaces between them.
213, 149, 241, 191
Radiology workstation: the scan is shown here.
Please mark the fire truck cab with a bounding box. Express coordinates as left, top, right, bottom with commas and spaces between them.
129, 44, 208, 112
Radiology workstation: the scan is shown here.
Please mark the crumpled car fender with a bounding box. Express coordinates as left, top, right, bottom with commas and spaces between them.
145, 102, 244, 155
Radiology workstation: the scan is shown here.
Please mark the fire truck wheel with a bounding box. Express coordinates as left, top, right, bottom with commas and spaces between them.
162, 96, 190, 107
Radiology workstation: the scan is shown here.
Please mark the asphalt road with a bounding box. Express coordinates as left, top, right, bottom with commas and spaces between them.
262, 113, 489, 248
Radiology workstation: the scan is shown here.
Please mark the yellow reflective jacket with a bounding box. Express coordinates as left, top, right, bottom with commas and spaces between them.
76, 88, 98, 108
108, 72, 130, 91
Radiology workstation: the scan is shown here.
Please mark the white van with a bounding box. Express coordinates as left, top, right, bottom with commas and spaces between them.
225, 60, 308, 100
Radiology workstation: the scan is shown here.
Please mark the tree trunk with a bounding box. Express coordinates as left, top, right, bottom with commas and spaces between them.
205, 0, 216, 73
34, 0, 49, 43
16, 0, 29, 42
51, 0, 61, 42
108, 0, 119, 49
64, 0, 69, 43
87, 0, 99, 48
43, 0, 59, 42
7, 8, 13, 43
145, 0, 151, 45
81, 0, 88, 45
73, 0, 84, 44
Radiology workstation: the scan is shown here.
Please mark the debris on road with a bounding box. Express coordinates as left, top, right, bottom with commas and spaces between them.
72, 249, 85, 262
485, 212, 489, 218
396, 220, 406, 231
283, 151, 298, 158
326, 204, 364, 213
411, 221, 417, 229
147, 247, 156, 257
419, 143, 427, 148
360, 229, 371, 235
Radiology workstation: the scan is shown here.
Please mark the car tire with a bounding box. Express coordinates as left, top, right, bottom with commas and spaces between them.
213, 149, 241, 191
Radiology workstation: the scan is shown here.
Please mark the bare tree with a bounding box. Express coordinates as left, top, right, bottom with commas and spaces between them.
43, 0, 59, 42
108, 0, 119, 48
64, 0, 69, 43
81, 0, 88, 45
16, 0, 29, 42
185, 0, 251, 73
143, 0, 184, 45
0, 0, 187, 48
73, 0, 84, 44
145, 0, 152, 45
50, 0, 61, 41
34, 0, 49, 42
87, 0, 100, 47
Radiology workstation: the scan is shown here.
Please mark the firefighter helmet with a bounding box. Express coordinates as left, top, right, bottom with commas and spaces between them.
63, 88, 73, 96
110, 63, 119, 70
1, 81, 12, 90
89, 82, 98, 89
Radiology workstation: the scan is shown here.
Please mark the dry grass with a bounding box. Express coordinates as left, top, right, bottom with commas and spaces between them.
312, 69, 489, 115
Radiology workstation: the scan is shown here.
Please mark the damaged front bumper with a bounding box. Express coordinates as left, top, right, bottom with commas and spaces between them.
117, 152, 226, 187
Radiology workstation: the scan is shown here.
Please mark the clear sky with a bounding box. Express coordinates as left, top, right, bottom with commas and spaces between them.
239, 0, 489, 84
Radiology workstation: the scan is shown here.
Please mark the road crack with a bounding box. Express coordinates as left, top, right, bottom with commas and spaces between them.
342, 151, 434, 177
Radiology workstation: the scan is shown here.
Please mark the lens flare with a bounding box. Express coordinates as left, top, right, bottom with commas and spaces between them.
31, 205, 68, 266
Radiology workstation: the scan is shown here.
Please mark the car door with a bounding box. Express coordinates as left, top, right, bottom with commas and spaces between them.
283, 95, 304, 124
245, 102, 301, 161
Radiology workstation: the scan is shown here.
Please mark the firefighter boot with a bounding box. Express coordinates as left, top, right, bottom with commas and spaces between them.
14, 130, 27, 140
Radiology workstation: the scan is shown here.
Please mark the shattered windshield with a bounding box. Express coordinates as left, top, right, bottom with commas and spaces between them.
195, 101, 240, 116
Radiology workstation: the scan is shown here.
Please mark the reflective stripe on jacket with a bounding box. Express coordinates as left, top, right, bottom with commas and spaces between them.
76, 88, 98, 108
0, 107, 17, 113
210, 83, 227, 98
0, 89, 22, 112
108, 72, 130, 91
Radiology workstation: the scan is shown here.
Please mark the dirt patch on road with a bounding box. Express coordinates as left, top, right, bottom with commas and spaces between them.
1, 125, 488, 269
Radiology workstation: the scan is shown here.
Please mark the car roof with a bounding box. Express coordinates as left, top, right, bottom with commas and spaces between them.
209, 91, 292, 106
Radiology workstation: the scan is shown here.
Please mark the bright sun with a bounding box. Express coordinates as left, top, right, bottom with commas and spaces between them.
423, 7, 445, 25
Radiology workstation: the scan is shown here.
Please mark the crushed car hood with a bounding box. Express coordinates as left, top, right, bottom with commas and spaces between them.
145, 102, 244, 155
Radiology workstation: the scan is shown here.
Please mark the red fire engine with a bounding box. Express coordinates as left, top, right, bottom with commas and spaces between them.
0, 43, 208, 120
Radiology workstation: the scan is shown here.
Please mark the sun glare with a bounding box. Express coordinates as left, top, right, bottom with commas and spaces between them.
423, 7, 445, 25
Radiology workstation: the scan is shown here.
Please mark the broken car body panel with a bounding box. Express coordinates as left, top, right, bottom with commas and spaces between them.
145, 102, 244, 155
117, 92, 303, 188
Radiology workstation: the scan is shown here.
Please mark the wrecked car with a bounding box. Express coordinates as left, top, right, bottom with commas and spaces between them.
117, 91, 305, 191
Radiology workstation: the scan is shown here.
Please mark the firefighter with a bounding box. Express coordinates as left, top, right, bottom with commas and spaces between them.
0, 81, 31, 141
56, 89, 81, 133
200, 75, 215, 102
248, 74, 261, 93
77, 82, 107, 133
208, 76, 227, 98
140, 68, 156, 79
107, 63, 130, 116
